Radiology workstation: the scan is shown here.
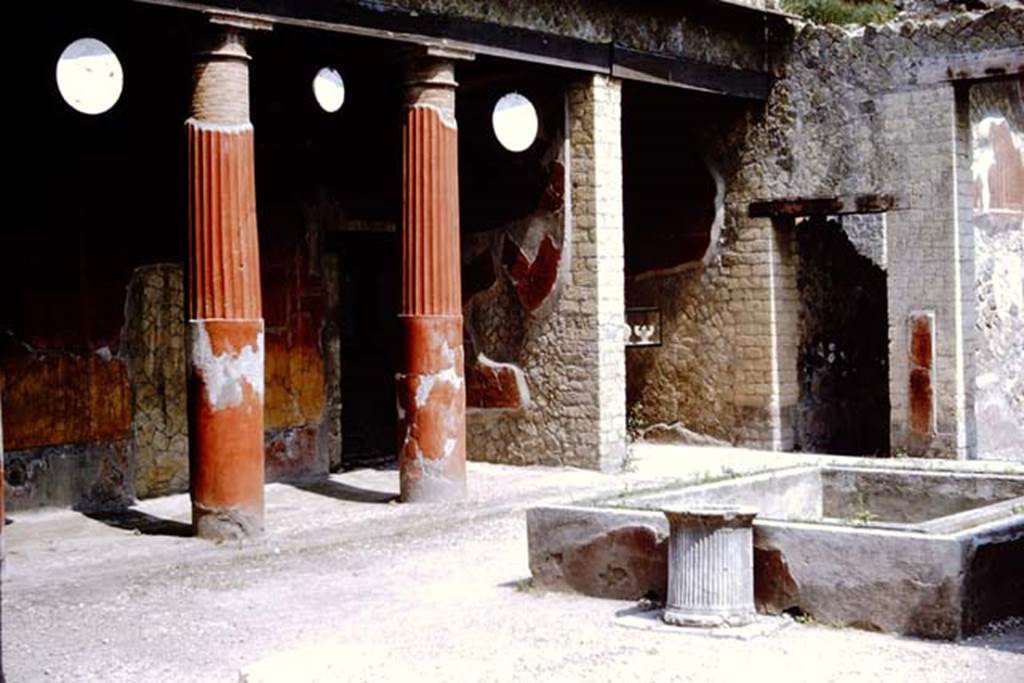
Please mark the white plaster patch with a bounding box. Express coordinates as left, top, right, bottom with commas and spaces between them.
411, 103, 457, 131
435, 366, 464, 391
416, 374, 437, 408
190, 321, 264, 410
416, 448, 452, 478
439, 339, 457, 367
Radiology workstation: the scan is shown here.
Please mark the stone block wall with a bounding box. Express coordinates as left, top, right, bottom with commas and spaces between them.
625, 111, 802, 451
466, 74, 627, 471
883, 84, 976, 458
627, 6, 1021, 458
731, 216, 801, 450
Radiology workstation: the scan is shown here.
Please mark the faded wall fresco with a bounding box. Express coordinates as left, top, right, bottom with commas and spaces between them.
461, 79, 568, 415
262, 221, 331, 480
971, 79, 1024, 462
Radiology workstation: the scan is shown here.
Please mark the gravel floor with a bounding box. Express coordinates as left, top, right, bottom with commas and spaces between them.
3, 448, 1022, 682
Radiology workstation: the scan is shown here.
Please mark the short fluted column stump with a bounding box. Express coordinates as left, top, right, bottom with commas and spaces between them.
661, 506, 758, 628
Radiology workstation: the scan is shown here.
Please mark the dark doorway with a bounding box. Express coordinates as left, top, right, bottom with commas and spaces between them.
795, 217, 890, 455
333, 232, 400, 469
621, 83, 720, 277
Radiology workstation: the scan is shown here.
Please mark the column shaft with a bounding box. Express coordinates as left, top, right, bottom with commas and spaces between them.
186, 28, 264, 539
397, 57, 467, 502
662, 507, 757, 628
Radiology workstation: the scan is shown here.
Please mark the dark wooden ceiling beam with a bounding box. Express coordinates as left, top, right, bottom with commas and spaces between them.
612, 46, 770, 100
748, 193, 897, 218
127, 0, 775, 100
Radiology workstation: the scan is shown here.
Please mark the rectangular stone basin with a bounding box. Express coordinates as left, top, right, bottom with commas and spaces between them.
527, 465, 1024, 639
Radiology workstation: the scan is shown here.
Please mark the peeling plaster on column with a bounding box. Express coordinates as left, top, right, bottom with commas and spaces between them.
413, 446, 465, 500
438, 338, 457, 367
417, 448, 448, 478
191, 501, 261, 540
435, 366, 464, 390
412, 367, 464, 409
184, 118, 254, 135
411, 103, 457, 130
190, 321, 264, 410
415, 375, 436, 408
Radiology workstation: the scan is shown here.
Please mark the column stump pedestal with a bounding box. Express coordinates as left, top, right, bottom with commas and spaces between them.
661, 506, 758, 628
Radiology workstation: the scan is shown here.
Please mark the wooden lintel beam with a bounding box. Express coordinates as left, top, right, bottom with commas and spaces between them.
917, 48, 1024, 85
748, 193, 896, 218
611, 46, 771, 101
128, 0, 773, 100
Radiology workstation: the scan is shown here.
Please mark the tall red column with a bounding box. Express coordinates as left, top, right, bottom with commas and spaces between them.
397, 54, 469, 502
186, 24, 265, 539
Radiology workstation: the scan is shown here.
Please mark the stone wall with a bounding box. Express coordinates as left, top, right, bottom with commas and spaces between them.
882, 83, 977, 458
741, 3, 1021, 457
124, 265, 189, 499
625, 93, 749, 445
364, 0, 768, 71
466, 74, 627, 471
627, 5, 1022, 457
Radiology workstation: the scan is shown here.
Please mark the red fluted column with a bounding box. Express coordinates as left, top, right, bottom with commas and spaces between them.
186, 26, 265, 539
397, 55, 468, 502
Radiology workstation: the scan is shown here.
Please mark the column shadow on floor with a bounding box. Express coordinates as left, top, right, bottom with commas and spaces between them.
286, 479, 398, 504
83, 509, 193, 537
960, 625, 1024, 655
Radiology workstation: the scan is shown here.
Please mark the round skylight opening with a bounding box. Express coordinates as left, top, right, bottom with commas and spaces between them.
56, 38, 123, 115
492, 93, 538, 153
313, 67, 346, 113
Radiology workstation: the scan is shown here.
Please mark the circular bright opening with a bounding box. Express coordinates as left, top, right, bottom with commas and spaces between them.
313, 67, 346, 113
492, 93, 538, 153
56, 38, 123, 115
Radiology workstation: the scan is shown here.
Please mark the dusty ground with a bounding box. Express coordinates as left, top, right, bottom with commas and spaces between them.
3, 446, 1023, 682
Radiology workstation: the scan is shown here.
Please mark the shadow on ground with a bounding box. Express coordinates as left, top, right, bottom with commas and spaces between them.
83, 509, 193, 537
286, 479, 398, 504
962, 622, 1024, 655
